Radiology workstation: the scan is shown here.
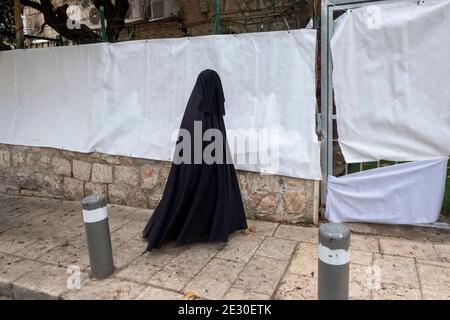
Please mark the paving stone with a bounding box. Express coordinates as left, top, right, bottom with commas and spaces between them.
142, 244, 183, 267
114, 256, 162, 284
12, 264, 72, 299
379, 237, 440, 261
2, 194, 450, 300
286, 242, 317, 278
417, 262, 450, 300
129, 208, 153, 222
351, 249, 373, 266
0, 234, 39, 255
273, 224, 318, 244
350, 280, 371, 300
149, 243, 220, 291
233, 255, 288, 295
64, 277, 146, 300
111, 239, 147, 269
148, 268, 192, 292
372, 284, 421, 300
274, 273, 316, 300
112, 220, 145, 242
0, 255, 44, 297
373, 254, 420, 289
223, 288, 270, 300
256, 237, 297, 261
108, 218, 132, 232
246, 220, 279, 238
350, 263, 373, 289
108, 204, 136, 220
185, 258, 245, 299
433, 243, 450, 263
416, 259, 450, 269
38, 236, 88, 268
135, 286, 183, 300
216, 232, 264, 263
14, 236, 69, 260
350, 234, 379, 253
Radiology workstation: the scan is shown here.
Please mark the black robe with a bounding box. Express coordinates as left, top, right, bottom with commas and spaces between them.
142, 69, 248, 251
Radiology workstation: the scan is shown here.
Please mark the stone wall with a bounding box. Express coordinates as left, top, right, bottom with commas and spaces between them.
0, 143, 319, 224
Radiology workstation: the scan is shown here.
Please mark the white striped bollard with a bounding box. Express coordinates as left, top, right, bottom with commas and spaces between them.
81, 194, 114, 279
318, 223, 351, 300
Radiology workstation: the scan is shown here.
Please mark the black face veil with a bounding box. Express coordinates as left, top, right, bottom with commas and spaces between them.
194, 69, 226, 116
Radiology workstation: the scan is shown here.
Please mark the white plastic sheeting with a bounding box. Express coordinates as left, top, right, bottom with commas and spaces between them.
326, 158, 448, 224
331, 0, 450, 163
0, 30, 322, 180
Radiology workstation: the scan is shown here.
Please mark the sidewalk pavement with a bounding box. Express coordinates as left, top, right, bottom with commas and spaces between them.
0, 194, 449, 300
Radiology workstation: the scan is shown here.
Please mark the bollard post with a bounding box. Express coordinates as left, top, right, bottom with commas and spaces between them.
318, 223, 350, 300
81, 194, 114, 279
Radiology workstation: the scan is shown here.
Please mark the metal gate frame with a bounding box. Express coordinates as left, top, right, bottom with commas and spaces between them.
319, 0, 436, 213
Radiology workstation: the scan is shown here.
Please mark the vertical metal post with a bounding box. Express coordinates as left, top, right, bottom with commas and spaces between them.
99, 5, 107, 42
318, 223, 351, 300
81, 194, 114, 279
214, 0, 221, 34
320, 0, 330, 214
13, 0, 24, 48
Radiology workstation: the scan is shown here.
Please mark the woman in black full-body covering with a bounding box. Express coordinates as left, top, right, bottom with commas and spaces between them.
142, 69, 248, 251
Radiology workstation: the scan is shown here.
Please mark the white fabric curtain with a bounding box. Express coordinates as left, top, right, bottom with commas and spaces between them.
0, 30, 321, 180
331, 0, 450, 163
326, 158, 448, 224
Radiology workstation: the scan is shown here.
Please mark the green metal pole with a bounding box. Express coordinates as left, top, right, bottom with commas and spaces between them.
99, 6, 107, 42
214, 0, 221, 34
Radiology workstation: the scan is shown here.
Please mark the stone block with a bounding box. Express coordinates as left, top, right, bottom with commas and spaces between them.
38, 154, 52, 169
11, 148, 26, 167
282, 191, 306, 215
73, 160, 91, 181
0, 150, 11, 169
84, 182, 107, 197
91, 163, 113, 183
108, 184, 147, 208
53, 158, 71, 176
63, 177, 84, 201
114, 166, 139, 186
140, 165, 159, 189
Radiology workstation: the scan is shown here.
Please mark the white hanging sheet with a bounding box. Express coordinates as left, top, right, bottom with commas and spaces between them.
326, 158, 448, 224
0, 30, 321, 180
331, 0, 450, 163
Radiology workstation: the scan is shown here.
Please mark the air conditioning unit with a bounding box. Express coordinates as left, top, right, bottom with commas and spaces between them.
147, 0, 177, 21
125, 0, 146, 23
66, 5, 101, 30
83, 7, 101, 29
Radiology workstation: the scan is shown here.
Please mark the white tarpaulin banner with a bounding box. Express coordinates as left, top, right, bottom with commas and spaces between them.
0, 30, 321, 180
326, 158, 448, 224
331, 0, 450, 163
